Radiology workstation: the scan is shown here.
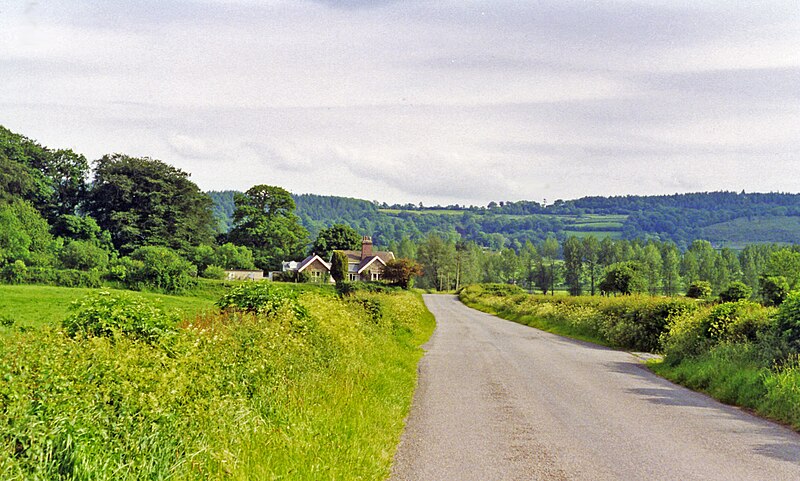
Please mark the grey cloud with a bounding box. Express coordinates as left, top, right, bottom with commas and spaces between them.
637, 67, 800, 102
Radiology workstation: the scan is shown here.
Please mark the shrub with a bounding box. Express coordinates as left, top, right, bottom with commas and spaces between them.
719, 281, 752, 303
1, 260, 27, 284
216, 282, 309, 321
201, 265, 226, 280
775, 291, 800, 355
760, 275, 789, 307
59, 240, 110, 270
126, 246, 197, 292
62, 291, 177, 343
273, 270, 311, 283
686, 280, 712, 299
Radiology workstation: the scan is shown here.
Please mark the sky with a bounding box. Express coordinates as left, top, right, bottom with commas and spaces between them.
2, 0, 799, 206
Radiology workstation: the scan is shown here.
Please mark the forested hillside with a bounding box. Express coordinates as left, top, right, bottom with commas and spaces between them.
209, 190, 800, 250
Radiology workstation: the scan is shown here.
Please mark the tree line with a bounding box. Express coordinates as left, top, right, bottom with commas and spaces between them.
4, 124, 800, 301
403, 232, 800, 305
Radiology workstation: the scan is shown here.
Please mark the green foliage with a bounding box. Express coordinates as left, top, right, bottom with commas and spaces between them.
201, 264, 226, 280
1, 260, 27, 284
62, 290, 178, 343
215, 282, 309, 320
719, 281, 752, 303
213, 242, 255, 270
686, 280, 712, 299
272, 269, 311, 283
330, 250, 349, 284
599, 261, 646, 295
59, 239, 109, 270
18, 267, 103, 288
312, 224, 361, 258
0, 200, 57, 267
227, 185, 309, 271
760, 275, 789, 307
0, 126, 90, 221
116, 246, 197, 293
87, 153, 215, 254
461, 284, 694, 352
775, 291, 800, 355
0, 288, 434, 479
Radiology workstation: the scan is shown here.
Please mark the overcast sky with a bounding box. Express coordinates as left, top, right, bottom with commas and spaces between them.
2, 1, 799, 206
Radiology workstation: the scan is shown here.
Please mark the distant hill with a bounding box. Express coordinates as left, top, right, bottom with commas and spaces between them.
209, 191, 800, 250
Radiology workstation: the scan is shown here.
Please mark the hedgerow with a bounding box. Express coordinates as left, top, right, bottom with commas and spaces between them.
0, 286, 434, 479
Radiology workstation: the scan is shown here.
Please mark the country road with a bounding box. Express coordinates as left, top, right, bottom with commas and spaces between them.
390, 295, 800, 481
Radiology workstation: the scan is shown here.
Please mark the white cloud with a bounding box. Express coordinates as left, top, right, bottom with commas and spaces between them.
1, 0, 798, 205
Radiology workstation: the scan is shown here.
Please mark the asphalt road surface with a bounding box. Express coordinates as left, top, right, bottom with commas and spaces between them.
390, 295, 800, 481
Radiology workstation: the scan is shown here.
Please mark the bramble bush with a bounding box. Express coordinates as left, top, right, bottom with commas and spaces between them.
62, 290, 177, 343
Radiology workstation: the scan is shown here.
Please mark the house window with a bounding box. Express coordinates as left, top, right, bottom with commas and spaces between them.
310, 271, 321, 282
349, 273, 358, 281
371, 272, 380, 281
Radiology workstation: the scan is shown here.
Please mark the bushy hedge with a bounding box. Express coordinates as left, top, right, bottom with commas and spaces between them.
0, 263, 103, 288
460, 284, 695, 352
0, 287, 435, 479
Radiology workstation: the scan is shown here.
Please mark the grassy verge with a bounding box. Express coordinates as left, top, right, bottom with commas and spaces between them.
649, 347, 800, 430
0, 285, 435, 479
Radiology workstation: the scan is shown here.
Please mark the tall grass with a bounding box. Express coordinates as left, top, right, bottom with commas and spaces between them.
0, 287, 434, 479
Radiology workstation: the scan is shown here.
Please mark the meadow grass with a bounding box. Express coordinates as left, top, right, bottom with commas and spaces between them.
0, 285, 217, 332
0, 285, 434, 479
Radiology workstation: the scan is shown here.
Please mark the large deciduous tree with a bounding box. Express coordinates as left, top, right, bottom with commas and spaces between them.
311, 224, 361, 259
227, 185, 309, 271
384, 258, 423, 289
87, 154, 215, 255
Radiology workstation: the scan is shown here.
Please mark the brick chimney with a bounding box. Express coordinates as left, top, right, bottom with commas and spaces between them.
361, 236, 373, 259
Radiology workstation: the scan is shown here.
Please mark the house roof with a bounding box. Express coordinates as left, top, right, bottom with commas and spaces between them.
339, 250, 395, 264
297, 254, 331, 273
357, 255, 388, 274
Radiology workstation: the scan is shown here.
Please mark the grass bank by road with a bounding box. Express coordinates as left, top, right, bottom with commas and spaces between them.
0, 284, 435, 479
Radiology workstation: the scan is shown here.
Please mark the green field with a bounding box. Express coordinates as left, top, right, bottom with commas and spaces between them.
700, 216, 800, 248
0, 285, 217, 332
561, 230, 622, 240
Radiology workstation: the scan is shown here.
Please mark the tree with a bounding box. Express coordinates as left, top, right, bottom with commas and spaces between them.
311, 224, 361, 259
0, 200, 57, 267
760, 275, 789, 307
417, 233, 455, 291
582, 236, 601, 296
87, 154, 215, 255
227, 185, 309, 271
330, 250, 349, 284
384, 258, 423, 288
641, 243, 663, 296
214, 242, 256, 270
661, 243, 681, 296
599, 261, 646, 296
519, 241, 539, 293
563, 236, 583, 296
538, 236, 560, 295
